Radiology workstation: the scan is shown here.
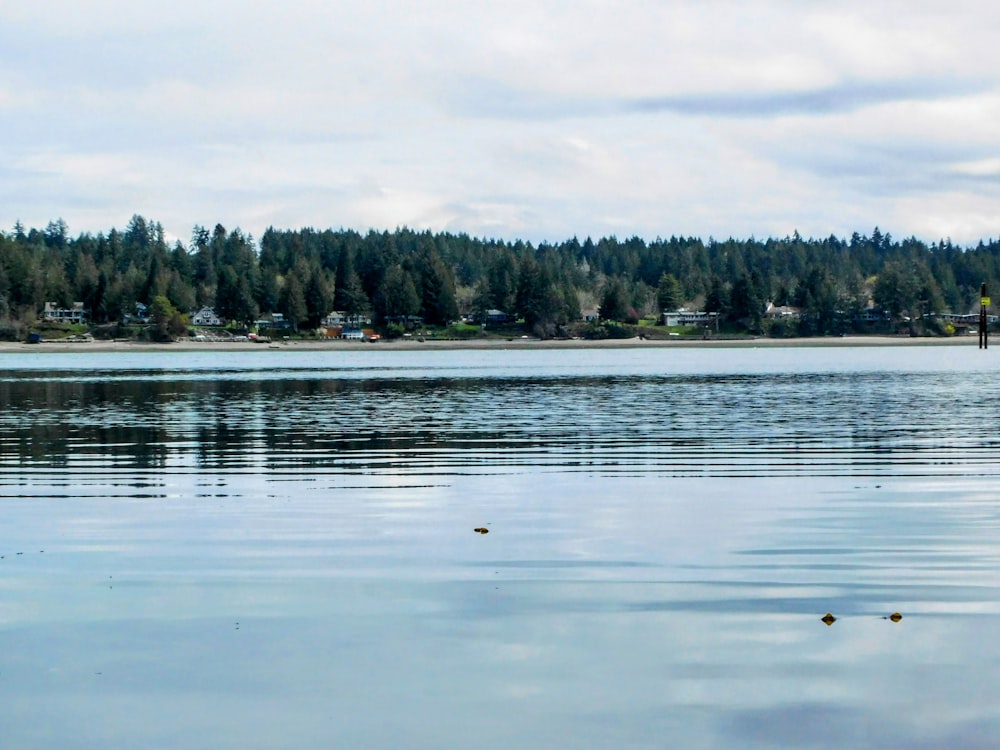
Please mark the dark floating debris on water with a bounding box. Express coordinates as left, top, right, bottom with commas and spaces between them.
821, 613, 837, 626
884, 612, 903, 622
473, 527, 489, 534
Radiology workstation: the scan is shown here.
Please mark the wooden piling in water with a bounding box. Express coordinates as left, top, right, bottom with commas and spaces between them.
980, 283, 989, 350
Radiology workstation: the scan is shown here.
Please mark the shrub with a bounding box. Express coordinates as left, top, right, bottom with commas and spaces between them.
582, 321, 634, 339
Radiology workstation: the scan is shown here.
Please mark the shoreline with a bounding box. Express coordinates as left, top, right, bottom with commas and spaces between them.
0, 334, 983, 353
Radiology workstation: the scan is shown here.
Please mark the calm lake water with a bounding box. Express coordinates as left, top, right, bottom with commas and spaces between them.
1, 345, 999, 749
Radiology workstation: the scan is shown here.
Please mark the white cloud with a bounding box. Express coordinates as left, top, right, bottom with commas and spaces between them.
3, 0, 1000, 244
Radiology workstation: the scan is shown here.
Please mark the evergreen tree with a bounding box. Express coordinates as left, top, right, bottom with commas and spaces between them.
415, 246, 458, 326
216, 265, 257, 325
656, 272, 682, 313
873, 260, 920, 318
598, 276, 631, 322
704, 275, 728, 315
256, 272, 280, 315
280, 271, 308, 330
374, 264, 421, 322
334, 246, 361, 312
305, 268, 334, 327
516, 255, 563, 332
729, 273, 763, 327
486, 252, 518, 313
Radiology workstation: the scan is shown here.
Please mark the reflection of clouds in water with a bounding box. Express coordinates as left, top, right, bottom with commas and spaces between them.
726, 703, 998, 749
492, 643, 546, 663
3, 349, 1000, 748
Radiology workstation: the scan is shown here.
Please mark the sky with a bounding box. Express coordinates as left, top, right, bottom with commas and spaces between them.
2, 0, 1000, 247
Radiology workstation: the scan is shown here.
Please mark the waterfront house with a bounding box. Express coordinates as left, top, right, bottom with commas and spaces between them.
764, 303, 802, 319
323, 311, 346, 327
42, 302, 87, 324
122, 302, 149, 324
854, 308, 889, 322
662, 309, 719, 327
256, 312, 293, 331
191, 306, 223, 326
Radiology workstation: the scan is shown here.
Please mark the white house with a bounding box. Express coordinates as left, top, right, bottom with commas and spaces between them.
191, 306, 223, 326
662, 309, 718, 327
42, 302, 87, 324
764, 303, 802, 319
940, 312, 999, 324
323, 311, 346, 327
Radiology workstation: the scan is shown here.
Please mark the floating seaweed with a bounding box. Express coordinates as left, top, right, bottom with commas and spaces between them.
821, 613, 837, 626
473, 527, 489, 535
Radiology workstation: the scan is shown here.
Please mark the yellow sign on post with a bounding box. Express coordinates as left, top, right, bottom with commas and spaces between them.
982, 297, 991, 306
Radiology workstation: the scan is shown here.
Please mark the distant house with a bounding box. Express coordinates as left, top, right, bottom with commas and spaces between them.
322, 311, 346, 327
122, 303, 148, 325
42, 302, 87, 324
662, 309, 718, 327
581, 308, 599, 322
341, 327, 364, 340
255, 312, 292, 331
854, 308, 889, 323
191, 306, 223, 326
939, 311, 998, 325
386, 314, 423, 326
764, 303, 802, 319
485, 309, 508, 324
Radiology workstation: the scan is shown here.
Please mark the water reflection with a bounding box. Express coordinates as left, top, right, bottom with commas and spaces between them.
3, 368, 1000, 483
1, 349, 999, 749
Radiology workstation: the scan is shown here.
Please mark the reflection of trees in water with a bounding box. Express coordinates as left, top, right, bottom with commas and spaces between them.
1, 422, 170, 470
3, 374, 620, 472
2, 378, 171, 470
3, 370, 998, 478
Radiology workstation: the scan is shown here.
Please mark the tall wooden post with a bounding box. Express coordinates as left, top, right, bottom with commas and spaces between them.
980, 283, 989, 350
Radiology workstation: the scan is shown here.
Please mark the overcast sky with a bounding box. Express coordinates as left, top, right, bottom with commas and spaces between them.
3, 1, 999, 246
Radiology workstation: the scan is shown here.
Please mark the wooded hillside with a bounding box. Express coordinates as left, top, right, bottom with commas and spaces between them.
2, 216, 999, 338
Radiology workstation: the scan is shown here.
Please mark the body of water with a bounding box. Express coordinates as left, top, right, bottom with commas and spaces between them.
1, 346, 998, 748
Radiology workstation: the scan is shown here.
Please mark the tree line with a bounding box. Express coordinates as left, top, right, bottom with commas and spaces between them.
2, 216, 1000, 338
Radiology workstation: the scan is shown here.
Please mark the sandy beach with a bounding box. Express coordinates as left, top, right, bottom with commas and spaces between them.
0, 334, 981, 354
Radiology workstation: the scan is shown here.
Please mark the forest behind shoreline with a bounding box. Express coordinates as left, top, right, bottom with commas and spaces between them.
3, 215, 1000, 340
